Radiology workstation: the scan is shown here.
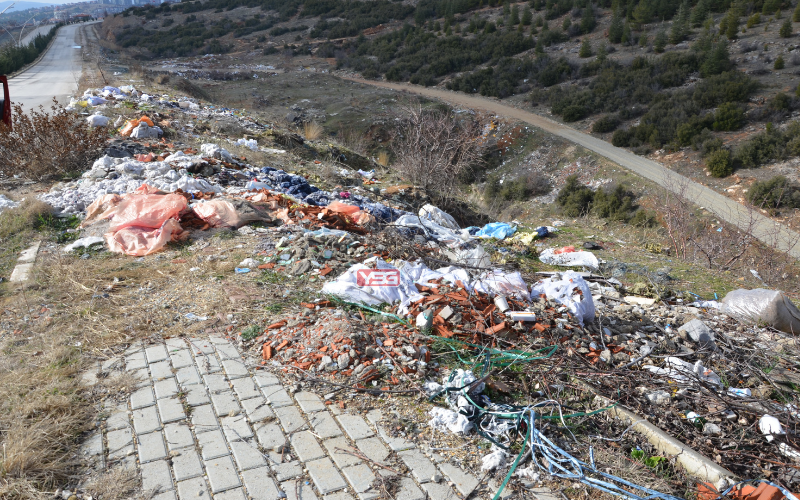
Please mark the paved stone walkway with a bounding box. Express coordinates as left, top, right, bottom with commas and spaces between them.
83, 335, 544, 500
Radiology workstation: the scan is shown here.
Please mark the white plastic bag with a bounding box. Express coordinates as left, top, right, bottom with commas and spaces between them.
473, 271, 531, 301
419, 204, 460, 230
87, 114, 109, 127
539, 247, 599, 269
720, 288, 800, 334
444, 244, 491, 268
530, 271, 595, 325
236, 138, 258, 151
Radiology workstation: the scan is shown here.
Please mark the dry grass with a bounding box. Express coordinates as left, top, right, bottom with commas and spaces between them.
303, 121, 324, 141
83, 468, 143, 500
0, 102, 107, 181
377, 150, 390, 167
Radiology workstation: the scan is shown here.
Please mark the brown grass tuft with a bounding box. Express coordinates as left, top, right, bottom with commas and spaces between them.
303, 121, 324, 141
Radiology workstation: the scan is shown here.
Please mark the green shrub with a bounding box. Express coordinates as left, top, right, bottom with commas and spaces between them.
629, 208, 658, 227
485, 172, 551, 201
780, 18, 793, 37
769, 92, 791, 111
712, 102, 744, 131
562, 104, 588, 122
593, 185, 636, 221
747, 13, 761, 27
592, 114, 620, 133
555, 175, 594, 216
747, 175, 800, 210
579, 39, 592, 57
653, 30, 667, 52
775, 55, 786, 69
706, 149, 733, 177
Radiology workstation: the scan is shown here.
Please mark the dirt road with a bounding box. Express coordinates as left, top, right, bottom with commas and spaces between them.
346, 77, 800, 260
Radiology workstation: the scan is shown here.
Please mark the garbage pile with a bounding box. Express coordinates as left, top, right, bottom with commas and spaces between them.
43, 83, 800, 498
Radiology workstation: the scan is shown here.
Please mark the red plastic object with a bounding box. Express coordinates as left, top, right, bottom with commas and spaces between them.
0, 76, 10, 130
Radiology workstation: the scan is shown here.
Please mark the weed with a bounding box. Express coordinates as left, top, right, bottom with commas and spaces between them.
241, 324, 262, 341
303, 121, 324, 141
264, 303, 284, 313
0, 101, 107, 181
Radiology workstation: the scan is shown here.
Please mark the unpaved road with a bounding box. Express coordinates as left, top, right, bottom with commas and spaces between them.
10, 23, 94, 112
347, 78, 800, 260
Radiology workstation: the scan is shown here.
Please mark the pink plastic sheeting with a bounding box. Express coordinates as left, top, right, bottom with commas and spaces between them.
105, 219, 185, 256
109, 193, 187, 232
193, 199, 242, 228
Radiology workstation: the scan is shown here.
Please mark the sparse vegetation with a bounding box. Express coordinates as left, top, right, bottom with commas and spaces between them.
555, 175, 655, 225
747, 175, 800, 211
0, 102, 107, 181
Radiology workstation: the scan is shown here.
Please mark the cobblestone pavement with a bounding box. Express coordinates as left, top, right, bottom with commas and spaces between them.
81, 335, 555, 500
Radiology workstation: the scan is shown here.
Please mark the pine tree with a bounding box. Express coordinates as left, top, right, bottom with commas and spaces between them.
596, 41, 608, 61
511, 5, 520, 24
579, 38, 593, 56
522, 6, 533, 25
725, 9, 739, 40
775, 54, 785, 69
622, 23, 631, 43
580, 5, 596, 33
563, 16, 572, 30
690, 0, 709, 27
794, 2, 800, 22
780, 18, 792, 37
670, 1, 690, 44
608, 8, 623, 43
653, 30, 667, 52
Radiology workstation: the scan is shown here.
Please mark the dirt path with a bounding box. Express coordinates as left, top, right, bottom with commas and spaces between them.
345, 77, 800, 260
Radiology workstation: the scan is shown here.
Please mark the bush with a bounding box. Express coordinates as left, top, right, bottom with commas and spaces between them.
485, 172, 551, 201
712, 102, 744, 131
769, 92, 791, 111
579, 39, 592, 57
706, 149, 733, 177
592, 184, 636, 221
747, 175, 800, 210
555, 175, 594, 216
780, 18, 792, 37
592, 114, 620, 133
0, 102, 107, 181
561, 104, 588, 122
775, 55, 786, 69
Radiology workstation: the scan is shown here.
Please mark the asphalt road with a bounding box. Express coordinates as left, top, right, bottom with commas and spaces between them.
9, 23, 87, 112
347, 78, 800, 260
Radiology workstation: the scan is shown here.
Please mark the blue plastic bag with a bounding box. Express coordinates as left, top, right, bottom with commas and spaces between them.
476, 222, 517, 240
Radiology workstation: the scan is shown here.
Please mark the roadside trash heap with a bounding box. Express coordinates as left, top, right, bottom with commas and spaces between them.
45, 84, 800, 499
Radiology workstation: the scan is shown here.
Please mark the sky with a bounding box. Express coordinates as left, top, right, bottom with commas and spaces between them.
0, 0, 93, 9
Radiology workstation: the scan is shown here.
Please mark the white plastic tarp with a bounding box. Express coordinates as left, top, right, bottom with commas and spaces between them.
530, 271, 595, 325
393, 214, 464, 247
418, 204, 459, 231
321, 257, 423, 308
473, 271, 530, 301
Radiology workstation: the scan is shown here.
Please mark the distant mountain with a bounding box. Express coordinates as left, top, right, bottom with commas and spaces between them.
0, 1, 56, 12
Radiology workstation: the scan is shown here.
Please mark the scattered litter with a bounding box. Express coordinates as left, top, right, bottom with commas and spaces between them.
539, 247, 599, 269
0, 194, 19, 213
63, 236, 105, 252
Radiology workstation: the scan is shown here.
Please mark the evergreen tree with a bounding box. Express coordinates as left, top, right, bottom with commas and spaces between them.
608, 8, 624, 42
653, 30, 667, 52
563, 16, 572, 30
579, 38, 593, 56
780, 18, 792, 37
522, 6, 533, 25
580, 5, 596, 33
632, 0, 652, 25
670, 1, 690, 44
511, 5, 520, 24
622, 23, 631, 43
597, 41, 608, 60
794, 2, 800, 22
725, 8, 739, 39
775, 54, 785, 69
690, 0, 709, 27
639, 32, 648, 46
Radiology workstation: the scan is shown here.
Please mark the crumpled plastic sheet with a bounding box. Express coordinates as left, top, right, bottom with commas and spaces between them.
107, 192, 188, 232
539, 247, 600, 269
63, 236, 105, 252
444, 244, 491, 268
321, 257, 424, 308
531, 271, 595, 325
393, 214, 465, 247
642, 356, 721, 386
428, 407, 473, 434
419, 204, 460, 231
0, 194, 19, 213
192, 198, 274, 228
105, 218, 184, 256
473, 271, 531, 301
236, 138, 258, 151
476, 222, 517, 240
87, 114, 109, 127
719, 288, 800, 334
481, 447, 509, 471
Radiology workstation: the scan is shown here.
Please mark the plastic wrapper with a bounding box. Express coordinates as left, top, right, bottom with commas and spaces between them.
474, 271, 530, 301
105, 219, 184, 256
531, 271, 595, 325
719, 288, 800, 334
539, 247, 599, 269
81, 193, 123, 227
